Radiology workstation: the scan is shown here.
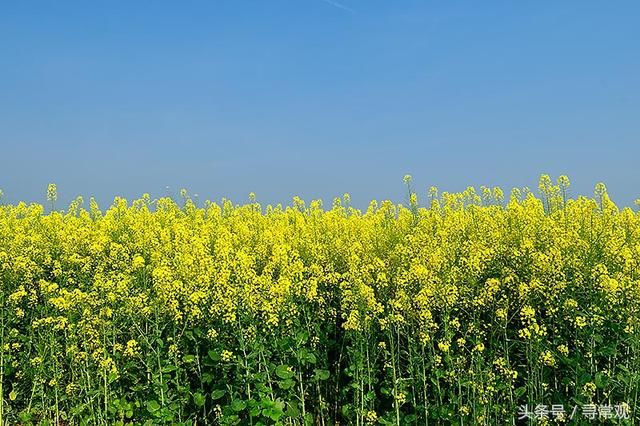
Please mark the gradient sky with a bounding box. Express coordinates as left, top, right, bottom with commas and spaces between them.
1, 1, 639, 208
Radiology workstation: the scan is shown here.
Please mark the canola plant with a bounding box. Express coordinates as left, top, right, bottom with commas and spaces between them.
0, 176, 639, 425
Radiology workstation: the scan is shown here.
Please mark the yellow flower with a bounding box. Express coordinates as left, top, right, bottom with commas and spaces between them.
575, 316, 587, 328
132, 254, 146, 270
168, 344, 179, 357
564, 299, 578, 309
438, 341, 450, 353
518, 328, 532, 340
539, 350, 555, 367
124, 339, 140, 358
496, 308, 507, 321
583, 382, 596, 396
473, 342, 485, 353
521, 305, 536, 320
557, 344, 569, 356
66, 383, 79, 395
364, 410, 378, 423
221, 350, 234, 362
47, 183, 58, 202
450, 318, 461, 330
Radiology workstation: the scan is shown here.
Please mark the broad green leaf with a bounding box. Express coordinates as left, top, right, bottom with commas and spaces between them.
275, 364, 295, 380
193, 392, 205, 407
278, 378, 295, 390
314, 369, 330, 381
231, 399, 246, 412
146, 400, 160, 413
211, 389, 226, 400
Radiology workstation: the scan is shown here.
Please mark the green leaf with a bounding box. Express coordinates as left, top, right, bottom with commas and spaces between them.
274, 399, 285, 411
579, 373, 593, 386
278, 379, 295, 390
231, 399, 246, 412
304, 413, 314, 425
305, 352, 317, 364
314, 369, 330, 381
193, 392, 205, 407
405, 414, 418, 422
341, 404, 352, 417
285, 402, 301, 417
267, 408, 284, 421
208, 350, 220, 361
364, 391, 375, 402
183, 354, 196, 363
249, 403, 262, 417
260, 399, 275, 409
514, 386, 527, 399
595, 372, 609, 388
202, 373, 214, 384
261, 398, 286, 421
108, 371, 119, 383
296, 331, 309, 345
146, 400, 160, 413
162, 364, 177, 373
211, 389, 226, 400
275, 365, 295, 380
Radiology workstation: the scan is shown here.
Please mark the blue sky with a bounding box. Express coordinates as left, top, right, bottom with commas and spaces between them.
1, 1, 639, 208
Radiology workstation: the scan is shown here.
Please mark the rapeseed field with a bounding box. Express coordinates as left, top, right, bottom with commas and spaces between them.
0, 176, 638, 425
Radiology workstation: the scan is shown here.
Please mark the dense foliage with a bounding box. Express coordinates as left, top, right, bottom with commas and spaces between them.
0, 176, 639, 425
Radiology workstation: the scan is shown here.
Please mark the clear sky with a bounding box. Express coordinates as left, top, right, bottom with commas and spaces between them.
1, 1, 639, 208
